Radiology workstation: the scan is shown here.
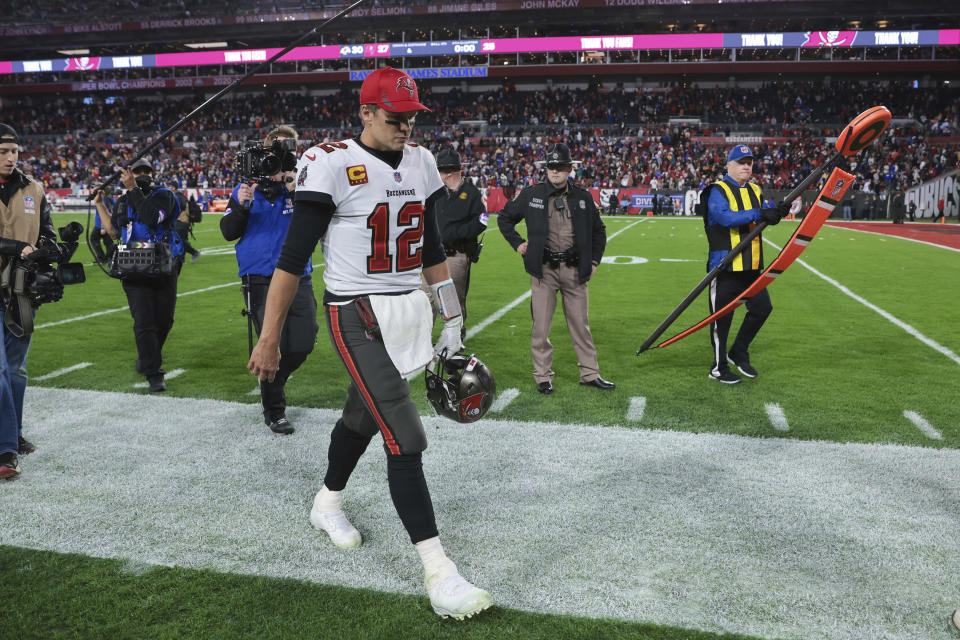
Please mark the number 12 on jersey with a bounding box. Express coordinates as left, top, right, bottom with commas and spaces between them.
366, 201, 425, 274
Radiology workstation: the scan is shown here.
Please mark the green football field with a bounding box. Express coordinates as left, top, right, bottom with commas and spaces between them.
2, 211, 958, 639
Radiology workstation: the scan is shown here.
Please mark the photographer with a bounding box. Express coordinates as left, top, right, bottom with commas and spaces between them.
117, 158, 185, 393
0, 124, 54, 479
220, 125, 317, 435
421, 148, 487, 340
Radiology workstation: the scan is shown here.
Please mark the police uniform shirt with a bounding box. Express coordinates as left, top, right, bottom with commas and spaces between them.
546, 189, 574, 253
292, 139, 444, 297
436, 179, 487, 250
229, 185, 311, 278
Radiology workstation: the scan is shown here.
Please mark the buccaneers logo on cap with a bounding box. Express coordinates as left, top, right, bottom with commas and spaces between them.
396, 75, 416, 99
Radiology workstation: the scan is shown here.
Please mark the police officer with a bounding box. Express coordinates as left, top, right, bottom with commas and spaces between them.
703, 145, 788, 384
220, 125, 317, 435
423, 147, 487, 339
118, 158, 185, 392
0, 124, 52, 478
498, 142, 614, 395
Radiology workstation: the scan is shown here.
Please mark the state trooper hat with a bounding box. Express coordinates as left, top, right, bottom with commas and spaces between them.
0, 124, 19, 144
435, 147, 463, 170
540, 142, 581, 168
130, 158, 154, 173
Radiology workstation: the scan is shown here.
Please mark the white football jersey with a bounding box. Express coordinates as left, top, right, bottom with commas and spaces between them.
296, 139, 444, 296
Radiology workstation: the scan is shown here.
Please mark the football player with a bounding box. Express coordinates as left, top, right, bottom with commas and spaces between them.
247, 67, 492, 620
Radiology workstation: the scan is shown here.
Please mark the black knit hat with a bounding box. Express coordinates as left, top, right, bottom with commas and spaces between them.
0, 124, 19, 144
435, 147, 463, 170
130, 158, 154, 173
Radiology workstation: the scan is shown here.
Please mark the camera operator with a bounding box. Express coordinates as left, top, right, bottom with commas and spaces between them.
420, 148, 487, 340
0, 124, 53, 479
117, 158, 185, 393
220, 125, 317, 435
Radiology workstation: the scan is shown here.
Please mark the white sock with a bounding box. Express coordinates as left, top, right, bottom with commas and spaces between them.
415, 536, 457, 580
313, 485, 342, 514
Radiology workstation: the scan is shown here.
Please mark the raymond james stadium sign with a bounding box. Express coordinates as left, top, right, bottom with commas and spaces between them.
350, 67, 489, 81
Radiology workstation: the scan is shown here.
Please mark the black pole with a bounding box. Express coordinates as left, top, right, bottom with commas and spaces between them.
87, 0, 370, 200
636, 150, 840, 354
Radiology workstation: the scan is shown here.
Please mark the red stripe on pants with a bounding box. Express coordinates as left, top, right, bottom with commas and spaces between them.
329, 305, 401, 455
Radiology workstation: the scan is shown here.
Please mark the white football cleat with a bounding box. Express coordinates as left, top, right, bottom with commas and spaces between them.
310, 505, 362, 549
425, 571, 493, 620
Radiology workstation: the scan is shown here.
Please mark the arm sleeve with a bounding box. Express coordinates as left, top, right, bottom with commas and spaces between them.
422, 187, 447, 268
707, 187, 761, 228
589, 198, 606, 264
497, 193, 525, 250
220, 186, 251, 241
38, 194, 56, 244
275, 198, 335, 276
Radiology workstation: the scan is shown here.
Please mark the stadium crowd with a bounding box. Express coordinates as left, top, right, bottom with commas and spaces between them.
5, 81, 958, 197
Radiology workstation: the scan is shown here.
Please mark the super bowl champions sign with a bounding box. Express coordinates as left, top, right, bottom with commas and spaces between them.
906, 169, 959, 219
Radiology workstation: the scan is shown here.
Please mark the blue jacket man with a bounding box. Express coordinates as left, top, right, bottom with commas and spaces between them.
118, 158, 184, 392
220, 125, 317, 435
703, 145, 788, 384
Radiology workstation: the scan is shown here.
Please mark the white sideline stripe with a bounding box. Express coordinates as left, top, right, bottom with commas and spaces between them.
131, 368, 186, 388
826, 223, 960, 254
626, 396, 646, 422
12, 387, 960, 640
765, 238, 960, 368
764, 402, 790, 432
33, 362, 93, 381
466, 220, 646, 341
35, 282, 239, 330
248, 386, 261, 396
489, 387, 520, 413
902, 410, 943, 440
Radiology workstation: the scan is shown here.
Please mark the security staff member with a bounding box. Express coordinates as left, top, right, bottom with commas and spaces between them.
704, 145, 787, 384
0, 124, 51, 478
423, 147, 487, 339
118, 158, 185, 392
498, 142, 614, 395
221, 125, 317, 435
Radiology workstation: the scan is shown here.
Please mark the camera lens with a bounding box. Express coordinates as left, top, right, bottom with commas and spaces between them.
261, 155, 281, 175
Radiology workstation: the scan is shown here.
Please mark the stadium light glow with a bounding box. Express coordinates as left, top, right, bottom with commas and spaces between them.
184, 42, 229, 49
57, 49, 90, 55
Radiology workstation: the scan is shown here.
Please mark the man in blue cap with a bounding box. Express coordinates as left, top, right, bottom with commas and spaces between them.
702, 144, 788, 384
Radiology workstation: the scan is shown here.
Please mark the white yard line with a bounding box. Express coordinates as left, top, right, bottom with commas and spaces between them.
12, 387, 960, 640
764, 402, 790, 432
35, 282, 239, 330
489, 387, 520, 413
764, 238, 960, 368
33, 362, 93, 381
902, 410, 944, 440
626, 396, 646, 422
131, 368, 186, 388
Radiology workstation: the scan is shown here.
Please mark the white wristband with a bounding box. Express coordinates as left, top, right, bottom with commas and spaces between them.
430, 278, 462, 321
